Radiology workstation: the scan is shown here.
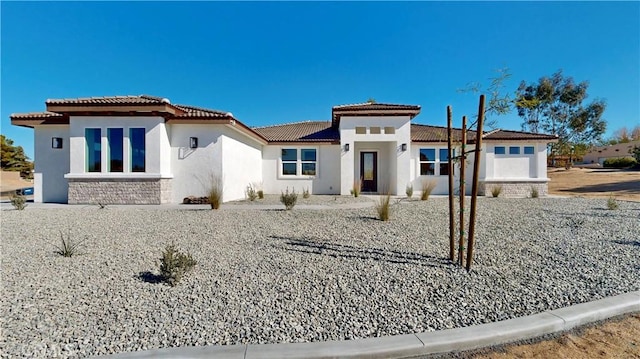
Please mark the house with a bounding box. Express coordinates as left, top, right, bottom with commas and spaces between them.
10, 95, 558, 204
581, 140, 639, 166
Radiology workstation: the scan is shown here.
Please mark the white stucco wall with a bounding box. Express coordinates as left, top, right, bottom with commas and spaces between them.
33, 125, 70, 203
262, 144, 341, 195
221, 128, 263, 202
67, 116, 168, 177
339, 116, 412, 195
169, 124, 224, 202
169, 124, 264, 202
485, 142, 547, 180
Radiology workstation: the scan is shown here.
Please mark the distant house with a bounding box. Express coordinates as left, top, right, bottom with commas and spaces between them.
10, 95, 558, 204
582, 141, 639, 165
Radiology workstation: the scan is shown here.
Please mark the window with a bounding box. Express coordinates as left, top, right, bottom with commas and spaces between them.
509, 146, 520, 155
85, 128, 101, 172
419, 149, 436, 175
495, 146, 506, 155
130, 128, 145, 172
384, 127, 395, 134
439, 148, 455, 176
370, 127, 381, 134
281, 148, 317, 176
355, 127, 366, 134
524, 146, 535, 155
301, 149, 316, 175
108, 128, 123, 172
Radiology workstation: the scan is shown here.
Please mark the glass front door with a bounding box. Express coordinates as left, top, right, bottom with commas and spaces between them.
360, 151, 377, 192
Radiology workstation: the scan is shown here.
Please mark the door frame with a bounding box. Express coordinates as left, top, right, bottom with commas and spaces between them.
359, 151, 378, 193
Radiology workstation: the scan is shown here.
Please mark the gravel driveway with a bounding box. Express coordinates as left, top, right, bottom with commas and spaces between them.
1, 197, 638, 358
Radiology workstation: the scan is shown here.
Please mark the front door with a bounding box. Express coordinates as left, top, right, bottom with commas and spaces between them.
360, 151, 377, 193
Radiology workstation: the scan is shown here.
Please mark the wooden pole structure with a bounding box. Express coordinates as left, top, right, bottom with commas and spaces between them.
466, 95, 485, 271
458, 116, 467, 266
447, 106, 455, 262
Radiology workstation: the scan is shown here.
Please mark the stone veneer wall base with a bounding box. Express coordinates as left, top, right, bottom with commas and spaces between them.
480, 180, 548, 198
68, 178, 172, 205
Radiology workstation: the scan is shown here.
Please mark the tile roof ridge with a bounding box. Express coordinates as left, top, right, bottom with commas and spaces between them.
252, 120, 331, 129
173, 103, 227, 114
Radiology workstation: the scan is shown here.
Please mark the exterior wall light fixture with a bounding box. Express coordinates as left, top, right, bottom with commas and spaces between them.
52, 137, 63, 149
189, 137, 198, 149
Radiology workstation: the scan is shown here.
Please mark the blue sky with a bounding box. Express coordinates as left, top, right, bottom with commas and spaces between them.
2, 1, 639, 159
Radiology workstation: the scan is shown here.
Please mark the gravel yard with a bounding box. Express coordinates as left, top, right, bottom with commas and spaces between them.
1, 197, 639, 358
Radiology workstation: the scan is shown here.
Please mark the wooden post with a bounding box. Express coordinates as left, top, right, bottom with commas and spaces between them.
458, 116, 467, 266
447, 106, 455, 262
466, 95, 485, 271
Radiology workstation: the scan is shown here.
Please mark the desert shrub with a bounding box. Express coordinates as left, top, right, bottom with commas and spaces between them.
206, 174, 223, 209
352, 178, 362, 197
530, 186, 539, 198
96, 202, 107, 209
630, 145, 640, 163
302, 187, 311, 199
159, 243, 197, 287
246, 183, 258, 201
406, 183, 413, 199
10, 194, 27, 210
375, 194, 391, 221
491, 185, 502, 198
607, 195, 619, 210
420, 179, 436, 200
54, 230, 86, 257
280, 188, 298, 210
603, 157, 637, 168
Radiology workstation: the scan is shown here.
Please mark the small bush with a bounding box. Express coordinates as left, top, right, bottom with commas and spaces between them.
375, 194, 391, 221
607, 195, 619, 210
603, 157, 637, 168
10, 194, 27, 210
491, 185, 502, 198
207, 174, 223, 209
54, 230, 86, 257
302, 187, 311, 199
159, 243, 197, 287
280, 188, 298, 210
352, 178, 362, 197
530, 186, 539, 198
246, 183, 258, 201
96, 202, 107, 209
406, 183, 414, 199
420, 180, 437, 200
257, 190, 264, 199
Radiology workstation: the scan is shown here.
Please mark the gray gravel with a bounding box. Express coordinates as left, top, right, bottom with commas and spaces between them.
1, 197, 639, 358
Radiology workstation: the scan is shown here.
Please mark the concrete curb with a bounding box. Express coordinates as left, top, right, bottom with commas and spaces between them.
97, 290, 640, 359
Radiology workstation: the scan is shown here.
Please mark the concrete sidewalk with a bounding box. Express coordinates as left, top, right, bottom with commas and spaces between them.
95, 291, 640, 359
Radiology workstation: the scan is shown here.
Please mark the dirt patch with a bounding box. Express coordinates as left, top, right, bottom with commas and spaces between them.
472, 313, 640, 359
548, 168, 640, 201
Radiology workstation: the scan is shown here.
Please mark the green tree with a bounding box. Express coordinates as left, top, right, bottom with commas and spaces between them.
458, 67, 513, 129
515, 70, 607, 158
1, 135, 34, 178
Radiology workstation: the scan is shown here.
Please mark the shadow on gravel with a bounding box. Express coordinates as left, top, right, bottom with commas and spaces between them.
136, 271, 164, 284
270, 236, 452, 268
612, 240, 640, 247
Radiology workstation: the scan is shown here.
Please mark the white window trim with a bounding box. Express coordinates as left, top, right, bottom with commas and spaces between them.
278, 146, 319, 179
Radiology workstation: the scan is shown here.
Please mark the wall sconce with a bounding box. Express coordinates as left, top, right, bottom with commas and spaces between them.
52, 137, 63, 149
345, 143, 350, 152
401, 143, 407, 152
189, 137, 198, 149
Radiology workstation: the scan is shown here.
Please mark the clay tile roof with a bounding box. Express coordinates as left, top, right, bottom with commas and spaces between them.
45, 94, 168, 105
172, 104, 230, 118
10, 111, 66, 119
483, 129, 558, 141
333, 102, 421, 111
411, 124, 478, 142
253, 121, 339, 143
